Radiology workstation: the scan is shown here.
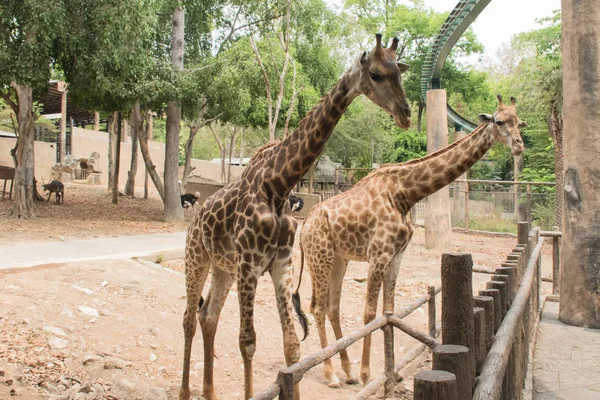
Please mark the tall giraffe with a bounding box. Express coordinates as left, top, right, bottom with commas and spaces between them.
179, 34, 412, 400
294, 95, 526, 388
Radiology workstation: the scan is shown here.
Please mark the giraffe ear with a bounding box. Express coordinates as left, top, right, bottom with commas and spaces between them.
518, 120, 528, 129
397, 62, 410, 73
360, 51, 369, 65
478, 113, 493, 123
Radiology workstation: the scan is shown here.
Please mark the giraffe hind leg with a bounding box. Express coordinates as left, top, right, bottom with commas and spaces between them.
327, 256, 358, 384
179, 244, 211, 400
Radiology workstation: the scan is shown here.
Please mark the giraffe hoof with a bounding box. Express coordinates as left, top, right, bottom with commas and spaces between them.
346, 377, 359, 385
327, 381, 342, 389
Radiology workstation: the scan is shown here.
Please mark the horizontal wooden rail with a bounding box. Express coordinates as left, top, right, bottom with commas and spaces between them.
252, 286, 442, 400
472, 236, 544, 399
454, 179, 555, 186
387, 314, 441, 349
539, 231, 562, 238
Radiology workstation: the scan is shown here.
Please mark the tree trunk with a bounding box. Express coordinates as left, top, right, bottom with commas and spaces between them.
138, 106, 164, 201
163, 6, 185, 222
112, 112, 122, 204
107, 112, 117, 190
125, 105, 141, 197
550, 104, 563, 228
8, 83, 36, 219
144, 110, 153, 199
181, 125, 199, 191
417, 102, 424, 133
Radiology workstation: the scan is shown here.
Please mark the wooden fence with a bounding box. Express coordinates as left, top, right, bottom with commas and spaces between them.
250, 221, 558, 399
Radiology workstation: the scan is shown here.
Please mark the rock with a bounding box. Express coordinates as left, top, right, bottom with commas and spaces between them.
72, 393, 88, 400
43, 326, 67, 338
22, 318, 30, 325
78, 306, 99, 317
104, 357, 130, 369
42, 382, 59, 394
73, 285, 94, 295
48, 336, 68, 349
82, 355, 102, 366
116, 379, 136, 393
87, 173, 101, 185
61, 172, 72, 183
144, 386, 167, 400
47, 395, 68, 400
78, 383, 92, 393
60, 309, 74, 318
149, 353, 157, 362
91, 383, 104, 394
100, 281, 109, 287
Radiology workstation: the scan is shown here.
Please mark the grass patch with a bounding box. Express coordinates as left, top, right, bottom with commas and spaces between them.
469, 215, 517, 234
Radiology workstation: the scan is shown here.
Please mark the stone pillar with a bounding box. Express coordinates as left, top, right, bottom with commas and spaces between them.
451, 129, 467, 227
57, 81, 67, 162
94, 112, 100, 131
425, 89, 451, 250
559, 0, 600, 328
514, 154, 526, 221
122, 119, 129, 142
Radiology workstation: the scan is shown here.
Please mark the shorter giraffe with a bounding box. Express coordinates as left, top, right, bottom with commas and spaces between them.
293, 95, 526, 388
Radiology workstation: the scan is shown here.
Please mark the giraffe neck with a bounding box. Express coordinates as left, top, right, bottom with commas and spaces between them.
264, 66, 361, 198
386, 123, 497, 212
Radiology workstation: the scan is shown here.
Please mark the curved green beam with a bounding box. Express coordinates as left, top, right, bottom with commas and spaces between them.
420, 0, 492, 132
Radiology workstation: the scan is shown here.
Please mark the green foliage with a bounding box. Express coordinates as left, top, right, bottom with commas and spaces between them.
469, 216, 517, 234
533, 198, 556, 230
390, 129, 426, 163
0, 0, 65, 94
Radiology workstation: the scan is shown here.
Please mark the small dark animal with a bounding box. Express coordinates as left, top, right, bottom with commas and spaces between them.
181, 191, 200, 209
288, 195, 304, 212
42, 180, 64, 204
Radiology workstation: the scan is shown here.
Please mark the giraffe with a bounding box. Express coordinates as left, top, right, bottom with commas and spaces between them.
179, 34, 412, 400
294, 95, 526, 388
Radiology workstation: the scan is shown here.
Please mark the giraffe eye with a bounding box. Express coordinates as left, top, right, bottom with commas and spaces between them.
370, 72, 383, 82
495, 120, 505, 126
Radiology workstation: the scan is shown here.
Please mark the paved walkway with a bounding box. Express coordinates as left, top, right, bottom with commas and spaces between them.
533, 301, 600, 399
0, 231, 187, 270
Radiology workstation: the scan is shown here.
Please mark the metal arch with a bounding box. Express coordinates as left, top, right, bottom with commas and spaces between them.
420, 0, 492, 132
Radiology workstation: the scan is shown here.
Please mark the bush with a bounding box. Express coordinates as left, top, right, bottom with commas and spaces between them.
533, 199, 556, 230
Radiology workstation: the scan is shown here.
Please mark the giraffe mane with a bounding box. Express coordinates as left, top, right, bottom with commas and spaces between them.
249, 140, 282, 162
357, 122, 490, 183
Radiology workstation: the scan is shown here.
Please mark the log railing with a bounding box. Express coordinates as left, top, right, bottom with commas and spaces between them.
251, 285, 442, 400
253, 221, 559, 400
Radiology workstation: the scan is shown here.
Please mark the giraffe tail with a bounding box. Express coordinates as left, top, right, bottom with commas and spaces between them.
292, 241, 309, 341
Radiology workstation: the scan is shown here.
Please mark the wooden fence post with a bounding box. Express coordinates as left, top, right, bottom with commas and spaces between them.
479, 289, 502, 333
414, 370, 458, 400
552, 225, 560, 294
441, 253, 475, 381
473, 296, 494, 349
487, 281, 508, 316
333, 169, 339, 195
526, 184, 532, 226
497, 265, 517, 303
492, 275, 511, 306
464, 182, 470, 232
428, 286, 437, 337
473, 307, 486, 374
433, 345, 472, 399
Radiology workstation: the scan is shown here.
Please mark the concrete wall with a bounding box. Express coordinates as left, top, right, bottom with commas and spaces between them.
0, 137, 55, 182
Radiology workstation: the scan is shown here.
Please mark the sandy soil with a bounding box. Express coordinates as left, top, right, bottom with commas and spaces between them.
0, 225, 555, 400
0, 184, 190, 244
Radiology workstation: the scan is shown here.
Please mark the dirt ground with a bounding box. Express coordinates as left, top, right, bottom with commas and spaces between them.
0, 220, 555, 400
0, 183, 190, 244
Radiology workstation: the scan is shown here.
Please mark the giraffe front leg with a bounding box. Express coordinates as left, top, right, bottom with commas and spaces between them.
238, 265, 259, 399
199, 267, 235, 400
270, 257, 301, 399
383, 252, 404, 313
360, 260, 387, 386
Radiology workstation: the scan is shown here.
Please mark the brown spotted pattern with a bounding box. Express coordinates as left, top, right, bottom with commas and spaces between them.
178, 34, 412, 400
297, 95, 526, 388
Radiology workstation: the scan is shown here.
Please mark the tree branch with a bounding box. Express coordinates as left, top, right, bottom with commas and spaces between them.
250, 35, 274, 139
216, 13, 285, 56
0, 90, 18, 114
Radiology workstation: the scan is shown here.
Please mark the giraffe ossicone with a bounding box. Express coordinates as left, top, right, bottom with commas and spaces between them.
294, 94, 526, 389
178, 33, 411, 400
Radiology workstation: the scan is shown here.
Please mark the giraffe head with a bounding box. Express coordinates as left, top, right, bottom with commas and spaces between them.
478, 95, 526, 156
355, 33, 411, 128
